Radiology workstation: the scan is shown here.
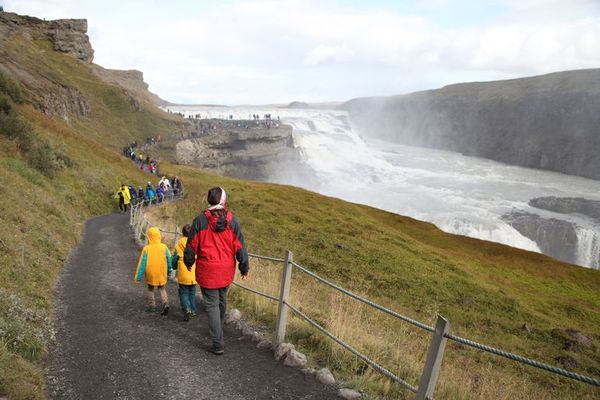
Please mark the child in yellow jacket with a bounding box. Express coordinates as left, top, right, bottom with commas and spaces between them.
172, 224, 197, 321
134, 227, 172, 315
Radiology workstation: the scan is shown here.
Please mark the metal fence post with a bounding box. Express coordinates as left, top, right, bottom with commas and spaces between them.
416, 315, 450, 400
173, 225, 180, 247
274, 250, 293, 345
135, 211, 143, 241
143, 220, 150, 245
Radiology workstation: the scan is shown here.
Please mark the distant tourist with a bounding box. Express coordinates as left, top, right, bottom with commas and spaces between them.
128, 184, 137, 205
138, 187, 146, 203
184, 187, 249, 355
172, 224, 197, 321
115, 184, 131, 213
146, 182, 156, 203
172, 176, 182, 194
156, 184, 165, 203
134, 227, 172, 315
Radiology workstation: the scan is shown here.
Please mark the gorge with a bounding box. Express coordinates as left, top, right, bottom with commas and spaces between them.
170, 106, 600, 270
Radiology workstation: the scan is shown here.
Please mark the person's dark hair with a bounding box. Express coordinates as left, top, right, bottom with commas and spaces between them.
182, 224, 191, 237
207, 187, 222, 205
207, 186, 227, 216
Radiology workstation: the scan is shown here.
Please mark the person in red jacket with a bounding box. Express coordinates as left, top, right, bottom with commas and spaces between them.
184, 186, 249, 355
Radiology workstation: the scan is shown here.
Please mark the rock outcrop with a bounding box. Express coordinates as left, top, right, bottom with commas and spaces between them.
529, 197, 600, 220
502, 211, 578, 264
0, 12, 93, 62
91, 66, 170, 107
41, 85, 91, 121
0, 12, 172, 122
176, 122, 317, 183
344, 69, 600, 180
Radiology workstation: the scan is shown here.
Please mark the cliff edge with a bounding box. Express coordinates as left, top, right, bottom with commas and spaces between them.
344, 69, 600, 180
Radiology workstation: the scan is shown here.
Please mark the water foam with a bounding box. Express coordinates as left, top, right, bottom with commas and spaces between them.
169, 106, 600, 269
575, 227, 600, 268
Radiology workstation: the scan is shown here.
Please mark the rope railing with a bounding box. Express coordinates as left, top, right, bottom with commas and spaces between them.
291, 261, 436, 333
129, 190, 184, 248
284, 300, 419, 393
235, 252, 600, 396
248, 253, 286, 263
232, 282, 279, 302
444, 333, 600, 387
129, 196, 600, 397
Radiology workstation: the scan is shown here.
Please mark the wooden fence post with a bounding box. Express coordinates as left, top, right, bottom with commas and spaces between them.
416, 315, 450, 400
274, 250, 293, 345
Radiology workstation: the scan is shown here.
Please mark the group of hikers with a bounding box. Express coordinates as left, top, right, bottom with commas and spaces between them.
119, 140, 248, 355
115, 176, 182, 212
133, 186, 249, 355
122, 141, 162, 175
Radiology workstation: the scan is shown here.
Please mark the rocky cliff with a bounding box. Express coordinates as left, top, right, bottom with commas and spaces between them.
0, 12, 169, 121
502, 211, 579, 265
502, 197, 600, 268
344, 69, 600, 180
176, 122, 316, 183
529, 197, 600, 220
0, 12, 93, 62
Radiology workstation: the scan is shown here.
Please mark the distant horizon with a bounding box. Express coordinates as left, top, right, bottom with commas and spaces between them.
160, 66, 598, 107
5, 0, 600, 104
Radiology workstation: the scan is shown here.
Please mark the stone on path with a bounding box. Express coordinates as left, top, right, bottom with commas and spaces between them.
257, 338, 272, 349
251, 332, 262, 343
338, 388, 362, 399
283, 350, 307, 368
224, 309, 242, 324
316, 368, 336, 385
274, 343, 295, 361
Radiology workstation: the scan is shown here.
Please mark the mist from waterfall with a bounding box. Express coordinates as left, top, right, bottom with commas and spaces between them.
169, 106, 600, 269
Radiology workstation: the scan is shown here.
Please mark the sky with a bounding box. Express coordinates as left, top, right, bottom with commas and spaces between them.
4, 0, 600, 104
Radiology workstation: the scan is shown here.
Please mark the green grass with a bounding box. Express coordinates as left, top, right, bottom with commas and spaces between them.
0, 36, 185, 398
156, 169, 600, 399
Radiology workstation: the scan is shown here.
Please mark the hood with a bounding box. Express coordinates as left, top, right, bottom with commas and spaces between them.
205, 210, 230, 233
178, 236, 188, 248
147, 227, 161, 244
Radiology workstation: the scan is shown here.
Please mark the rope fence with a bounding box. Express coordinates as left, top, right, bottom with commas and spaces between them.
129, 199, 600, 399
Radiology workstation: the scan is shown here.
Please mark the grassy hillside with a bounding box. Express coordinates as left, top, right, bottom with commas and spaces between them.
0, 30, 186, 399
0, 16, 598, 400
149, 169, 600, 399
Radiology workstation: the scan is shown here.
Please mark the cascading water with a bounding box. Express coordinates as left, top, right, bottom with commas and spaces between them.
576, 227, 600, 268
168, 105, 600, 269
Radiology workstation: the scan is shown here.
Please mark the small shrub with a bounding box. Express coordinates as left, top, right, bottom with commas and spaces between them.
0, 71, 24, 104
25, 141, 57, 177
0, 93, 72, 177
0, 289, 51, 362
0, 93, 12, 114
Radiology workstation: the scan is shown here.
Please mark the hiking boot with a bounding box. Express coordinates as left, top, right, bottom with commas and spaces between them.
183, 311, 191, 322
161, 305, 169, 316
145, 305, 157, 313
211, 347, 224, 356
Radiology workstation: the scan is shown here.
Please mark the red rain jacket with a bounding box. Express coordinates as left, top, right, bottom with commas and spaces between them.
184, 210, 249, 289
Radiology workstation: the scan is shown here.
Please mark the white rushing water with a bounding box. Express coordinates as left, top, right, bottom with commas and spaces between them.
168, 106, 600, 269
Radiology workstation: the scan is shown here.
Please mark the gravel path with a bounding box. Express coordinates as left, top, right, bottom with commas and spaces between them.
46, 213, 339, 399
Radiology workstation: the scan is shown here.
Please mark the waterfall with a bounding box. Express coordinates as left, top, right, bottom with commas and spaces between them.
575, 227, 600, 269
167, 105, 600, 270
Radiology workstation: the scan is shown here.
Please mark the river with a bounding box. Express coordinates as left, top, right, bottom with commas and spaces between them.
168, 106, 600, 269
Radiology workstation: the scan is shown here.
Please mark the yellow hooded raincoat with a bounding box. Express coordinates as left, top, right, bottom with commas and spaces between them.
172, 236, 196, 285
122, 185, 132, 205
134, 227, 172, 286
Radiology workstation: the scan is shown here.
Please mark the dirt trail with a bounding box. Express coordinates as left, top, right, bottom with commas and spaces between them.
46, 213, 339, 399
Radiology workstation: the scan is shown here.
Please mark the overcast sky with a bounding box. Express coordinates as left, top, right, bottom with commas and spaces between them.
5, 0, 600, 104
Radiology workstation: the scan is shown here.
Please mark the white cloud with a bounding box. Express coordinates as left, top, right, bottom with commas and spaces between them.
3, 0, 600, 104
